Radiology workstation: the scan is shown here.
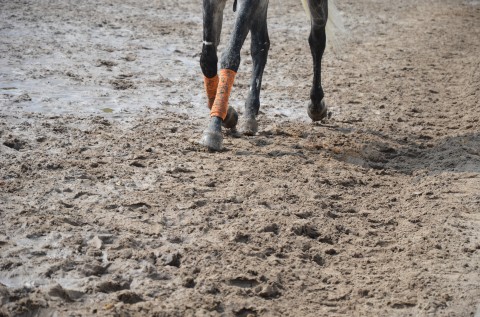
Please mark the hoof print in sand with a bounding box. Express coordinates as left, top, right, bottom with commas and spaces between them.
95, 280, 130, 293
255, 284, 281, 299
161, 253, 182, 267
292, 224, 320, 240
117, 291, 143, 304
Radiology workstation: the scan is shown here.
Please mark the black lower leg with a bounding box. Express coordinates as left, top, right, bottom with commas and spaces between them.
309, 24, 326, 106
200, 0, 226, 78
200, 46, 217, 79
200, 0, 228, 150
307, 0, 328, 121
245, 6, 269, 118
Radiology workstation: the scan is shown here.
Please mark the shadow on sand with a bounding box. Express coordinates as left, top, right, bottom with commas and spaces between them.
331, 130, 480, 175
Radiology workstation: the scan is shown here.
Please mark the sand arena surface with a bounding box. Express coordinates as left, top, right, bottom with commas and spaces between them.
1, 0, 479, 316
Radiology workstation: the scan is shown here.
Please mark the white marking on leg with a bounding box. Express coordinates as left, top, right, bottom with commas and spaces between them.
203, 41, 213, 46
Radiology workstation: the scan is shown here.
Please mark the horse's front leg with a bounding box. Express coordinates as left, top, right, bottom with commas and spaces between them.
200, 0, 227, 108
241, 1, 270, 136
200, 0, 259, 151
307, 0, 328, 121
199, 0, 232, 151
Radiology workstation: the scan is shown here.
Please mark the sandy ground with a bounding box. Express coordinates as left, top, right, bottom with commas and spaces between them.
1, 0, 480, 316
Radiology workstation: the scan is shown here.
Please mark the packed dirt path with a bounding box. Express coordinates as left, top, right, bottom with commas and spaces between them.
1, 0, 479, 316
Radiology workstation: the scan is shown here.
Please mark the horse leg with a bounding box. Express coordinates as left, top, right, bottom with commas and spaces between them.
200, 0, 236, 150
200, 0, 227, 110
307, 0, 328, 121
241, 0, 270, 136
200, 0, 261, 150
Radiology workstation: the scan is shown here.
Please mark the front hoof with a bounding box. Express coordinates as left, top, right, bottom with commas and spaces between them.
308, 99, 328, 122
222, 106, 238, 130
199, 116, 223, 151
199, 130, 223, 151
240, 117, 258, 136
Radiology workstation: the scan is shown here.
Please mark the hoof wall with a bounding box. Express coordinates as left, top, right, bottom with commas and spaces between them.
199, 130, 223, 151
308, 99, 328, 122
222, 106, 238, 130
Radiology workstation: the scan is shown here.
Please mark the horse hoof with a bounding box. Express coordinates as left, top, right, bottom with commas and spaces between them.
199, 117, 223, 151
200, 130, 223, 151
308, 99, 328, 122
222, 106, 238, 130
240, 117, 258, 136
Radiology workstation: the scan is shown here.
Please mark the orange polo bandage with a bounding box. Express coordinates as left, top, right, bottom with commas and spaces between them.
203, 74, 219, 109
211, 69, 236, 120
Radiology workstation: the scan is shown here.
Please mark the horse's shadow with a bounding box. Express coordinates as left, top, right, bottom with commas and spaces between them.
209, 117, 479, 176
331, 129, 480, 175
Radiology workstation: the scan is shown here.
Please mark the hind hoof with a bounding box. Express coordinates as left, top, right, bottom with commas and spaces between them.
240, 117, 258, 136
222, 106, 238, 130
308, 99, 328, 122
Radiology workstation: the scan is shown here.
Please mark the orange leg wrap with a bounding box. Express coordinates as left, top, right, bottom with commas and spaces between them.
210, 69, 236, 120
203, 75, 219, 109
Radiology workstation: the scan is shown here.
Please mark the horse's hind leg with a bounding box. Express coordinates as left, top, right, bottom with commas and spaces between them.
241, 0, 270, 136
307, 0, 328, 121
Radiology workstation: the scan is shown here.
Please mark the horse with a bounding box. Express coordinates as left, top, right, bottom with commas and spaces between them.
199, 0, 338, 151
